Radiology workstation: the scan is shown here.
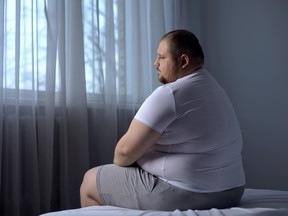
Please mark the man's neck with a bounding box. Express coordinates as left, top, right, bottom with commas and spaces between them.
179, 64, 203, 78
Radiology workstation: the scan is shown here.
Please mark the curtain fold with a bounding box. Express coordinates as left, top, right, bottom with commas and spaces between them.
0, 0, 197, 215
63, 0, 90, 208
102, 0, 118, 164
39, 0, 57, 212
0, 0, 4, 212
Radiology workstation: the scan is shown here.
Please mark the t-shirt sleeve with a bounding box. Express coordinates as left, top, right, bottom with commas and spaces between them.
134, 86, 176, 133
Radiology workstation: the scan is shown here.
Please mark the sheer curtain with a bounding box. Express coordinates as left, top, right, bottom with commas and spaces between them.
0, 0, 196, 215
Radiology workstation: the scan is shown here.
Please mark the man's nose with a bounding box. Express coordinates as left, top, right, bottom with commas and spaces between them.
154, 58, 158, 66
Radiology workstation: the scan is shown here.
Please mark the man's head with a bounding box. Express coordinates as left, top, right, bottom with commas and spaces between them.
154, 30, 204, 84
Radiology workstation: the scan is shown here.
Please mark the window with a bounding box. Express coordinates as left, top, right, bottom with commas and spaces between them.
4, 0, 47, 91
3, 0, 126, 99
83, 0, 126, 97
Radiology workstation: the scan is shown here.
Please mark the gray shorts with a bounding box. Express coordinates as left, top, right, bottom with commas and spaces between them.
96, 164, 245, 211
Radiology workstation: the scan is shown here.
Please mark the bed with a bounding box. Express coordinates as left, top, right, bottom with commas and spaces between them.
41, 188, 288, 216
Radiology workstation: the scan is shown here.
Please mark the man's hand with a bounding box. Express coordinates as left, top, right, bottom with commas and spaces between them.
113, 119, 161, 166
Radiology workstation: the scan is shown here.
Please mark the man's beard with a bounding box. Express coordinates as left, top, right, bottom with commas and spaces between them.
158, 73, 167, 84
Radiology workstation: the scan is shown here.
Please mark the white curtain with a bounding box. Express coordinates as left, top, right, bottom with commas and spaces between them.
0, 0, 195, 215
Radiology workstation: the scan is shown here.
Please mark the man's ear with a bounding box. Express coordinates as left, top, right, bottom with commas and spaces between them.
180, 54, 189, 68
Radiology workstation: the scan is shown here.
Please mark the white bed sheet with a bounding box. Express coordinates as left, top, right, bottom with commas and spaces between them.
41, 189, 288, 216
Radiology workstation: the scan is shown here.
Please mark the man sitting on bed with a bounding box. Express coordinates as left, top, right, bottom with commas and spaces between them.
80, 29, 246, 211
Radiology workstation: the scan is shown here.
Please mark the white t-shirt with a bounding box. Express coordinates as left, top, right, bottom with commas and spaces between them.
135, 68, 245, 193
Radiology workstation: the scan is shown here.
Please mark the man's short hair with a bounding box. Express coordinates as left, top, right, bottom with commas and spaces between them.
161, 30, 204, 64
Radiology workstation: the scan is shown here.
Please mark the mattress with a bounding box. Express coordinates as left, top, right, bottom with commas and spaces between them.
41, 189, 288, 216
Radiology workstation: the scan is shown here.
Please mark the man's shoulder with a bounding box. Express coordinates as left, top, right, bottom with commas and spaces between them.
152, 85, 174, 96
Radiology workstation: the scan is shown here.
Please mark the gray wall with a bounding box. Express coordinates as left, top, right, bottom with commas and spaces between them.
199, 0, 288, 190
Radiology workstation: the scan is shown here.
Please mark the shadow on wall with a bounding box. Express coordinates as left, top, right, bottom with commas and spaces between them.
200, 0, 288, 191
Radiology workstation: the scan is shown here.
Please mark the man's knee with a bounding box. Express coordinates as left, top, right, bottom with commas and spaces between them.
81, 167, 97, 194
80, 167, 102, 206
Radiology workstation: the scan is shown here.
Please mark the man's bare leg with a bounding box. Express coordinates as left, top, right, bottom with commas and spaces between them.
80, 167, 103, 207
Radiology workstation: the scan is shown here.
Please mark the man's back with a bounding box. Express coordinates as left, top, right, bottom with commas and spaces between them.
136, 68, 245, 192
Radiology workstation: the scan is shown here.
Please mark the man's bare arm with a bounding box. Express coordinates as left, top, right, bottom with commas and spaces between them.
113, 119, 161, 166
